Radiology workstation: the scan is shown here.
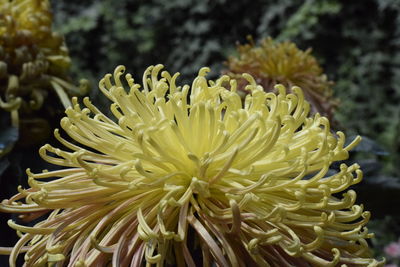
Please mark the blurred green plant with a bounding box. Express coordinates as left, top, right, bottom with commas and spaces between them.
275, 0, 341, 42
50, 0, 281, 84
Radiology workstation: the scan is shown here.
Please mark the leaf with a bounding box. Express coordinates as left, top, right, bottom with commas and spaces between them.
348, 135, 388, 156
0, 126, 19, 156
0, 157, 10, 178
356, 159, 383, 176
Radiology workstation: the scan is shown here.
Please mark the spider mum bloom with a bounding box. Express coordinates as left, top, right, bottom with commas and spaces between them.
225, 37, 337, 122
0, 65, 382, 266
0, 0, 87, 150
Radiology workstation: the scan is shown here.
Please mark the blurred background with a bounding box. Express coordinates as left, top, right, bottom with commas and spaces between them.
1, 0, 400, 265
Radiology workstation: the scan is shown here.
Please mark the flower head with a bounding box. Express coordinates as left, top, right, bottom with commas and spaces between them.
385, 242, 400, 258
225, 37, 337, 122
0, 65, 382, 266
0, 0, 87, 150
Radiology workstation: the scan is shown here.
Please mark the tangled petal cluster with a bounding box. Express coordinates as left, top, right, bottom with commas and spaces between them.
225, 37, 337, 122
0, 65, 382, 266
0, 0, 87, 149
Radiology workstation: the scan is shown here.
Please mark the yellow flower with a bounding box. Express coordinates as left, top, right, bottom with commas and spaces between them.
0, 65, 382, 266
226, 37, 337, 122
0, 0, 87, 150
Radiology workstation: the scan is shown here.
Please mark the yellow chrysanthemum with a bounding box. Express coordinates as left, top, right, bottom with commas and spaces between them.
0, 0, 87, 150
226, 37, 337, 122
0, 65, 382, 266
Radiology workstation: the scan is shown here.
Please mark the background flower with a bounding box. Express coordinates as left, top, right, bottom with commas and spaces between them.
385, 242, 400, 258
0, 0, 87, 152
0, 65, 382, 266
225, 37, 337, 123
